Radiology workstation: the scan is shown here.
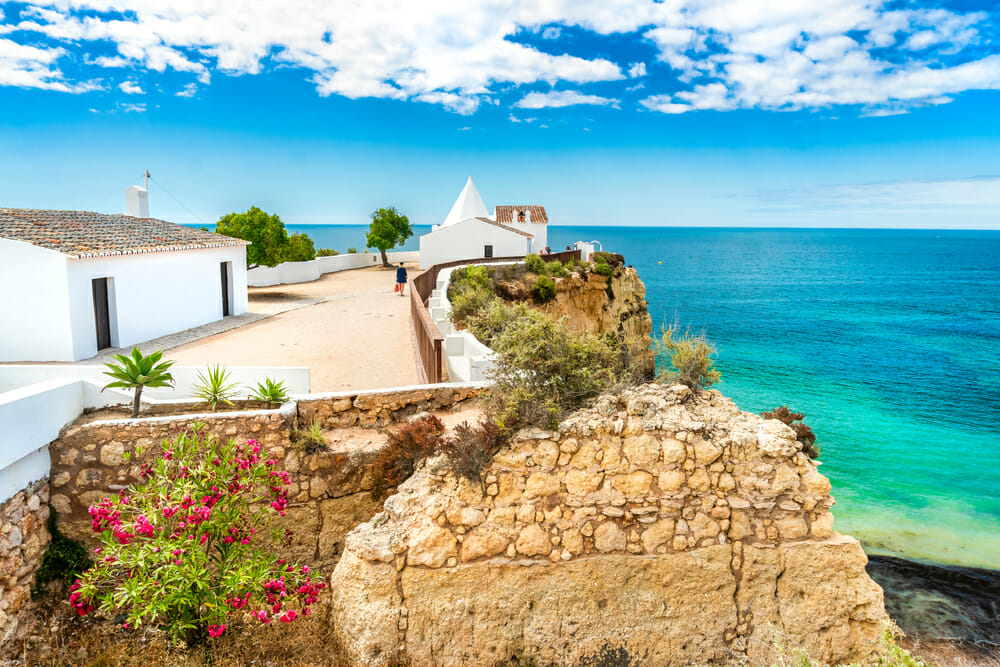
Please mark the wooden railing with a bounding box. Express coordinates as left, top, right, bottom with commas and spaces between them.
409, 250, 582, 383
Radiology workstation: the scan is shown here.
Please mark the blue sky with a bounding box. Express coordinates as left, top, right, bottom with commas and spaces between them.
1, 0, 999, 228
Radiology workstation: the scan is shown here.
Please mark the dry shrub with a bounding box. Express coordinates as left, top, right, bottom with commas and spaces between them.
439, 419, 506, 482
367, 415, 445, 499
654, 325, 720, 391
760, 406, 819, 459
289, 418, 328, 454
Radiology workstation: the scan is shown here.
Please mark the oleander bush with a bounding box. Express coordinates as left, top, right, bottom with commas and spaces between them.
316, 248, 340, 256
761, 406, 820, 459
69, 425, 326, 645
654, 325, 720, 391
367, 415, 446, 499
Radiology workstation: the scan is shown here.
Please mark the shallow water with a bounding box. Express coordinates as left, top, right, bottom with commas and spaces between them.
285, 224, 1000, 570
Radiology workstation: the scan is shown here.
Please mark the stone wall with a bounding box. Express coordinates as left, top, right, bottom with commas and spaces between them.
331, 384, 888, 666
0, 480, 50, 644
298, 384, 480, 430
49, 385, 479, 567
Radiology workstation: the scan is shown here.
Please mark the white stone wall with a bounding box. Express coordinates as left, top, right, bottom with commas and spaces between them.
247, 251, 420, 287
0, 239, 74, 362
65, 245, 248, 360
419, 219, 530, 269
0, 364, 310, 399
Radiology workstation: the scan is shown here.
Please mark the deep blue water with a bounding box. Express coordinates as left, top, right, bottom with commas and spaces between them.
289, 224, 1000, 568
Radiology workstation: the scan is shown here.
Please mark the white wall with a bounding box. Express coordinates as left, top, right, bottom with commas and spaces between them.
247, 251, 420, 287
434, 265, 499, 382
0, 239, 75, 361
507, 222, 548, 250
419, 219, 530, 269
65, 245, 248, 360
0, 378, 127, 501
0, 364, 310, 399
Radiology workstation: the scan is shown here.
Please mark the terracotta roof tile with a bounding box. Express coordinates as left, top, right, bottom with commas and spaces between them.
0, 209, 248, 258
473, 217, 534, 237
495, 205, 548, 224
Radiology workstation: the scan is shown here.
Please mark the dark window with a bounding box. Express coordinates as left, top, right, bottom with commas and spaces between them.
92, 278, 111, 350
484, 245, 493, 258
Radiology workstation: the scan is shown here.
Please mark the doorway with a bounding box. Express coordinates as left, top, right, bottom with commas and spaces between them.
92, 278, 112, 350
220, 261, 233, 316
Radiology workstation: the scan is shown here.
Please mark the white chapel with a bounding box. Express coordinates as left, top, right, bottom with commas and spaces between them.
418, 177, 549, 268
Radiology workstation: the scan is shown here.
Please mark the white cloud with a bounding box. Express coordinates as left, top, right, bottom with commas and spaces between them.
0, 0, 997, 117
515, 90, 618, 108
119, 102, 146, 113
119, 80, 143, 94
176, 82, 197, 97
0, 37, 99, 91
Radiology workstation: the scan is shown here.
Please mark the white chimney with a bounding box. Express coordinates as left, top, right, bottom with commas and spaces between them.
126, 185, 149, 218
525, 208, 531, 223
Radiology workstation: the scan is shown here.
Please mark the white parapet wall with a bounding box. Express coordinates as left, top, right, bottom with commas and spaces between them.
434, 264, 512, 383
0, 365, 311, 400
247, 251, 421, 287
0, 378, 129, 501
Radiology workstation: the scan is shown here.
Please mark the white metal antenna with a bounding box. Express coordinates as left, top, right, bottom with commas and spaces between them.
143, 169, 151, 190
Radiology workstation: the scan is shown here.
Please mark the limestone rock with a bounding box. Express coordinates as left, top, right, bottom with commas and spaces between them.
330, 383, 888, 666
758, 419, 800, 458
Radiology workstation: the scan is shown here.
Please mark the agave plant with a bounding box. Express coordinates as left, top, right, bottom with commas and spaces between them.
249, 378, 289, 409
193, 364, 240, 411
103, 348, 175, 418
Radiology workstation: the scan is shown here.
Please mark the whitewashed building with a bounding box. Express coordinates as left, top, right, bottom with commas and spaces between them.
418, 177, 550, 268
0, 205, 249, 362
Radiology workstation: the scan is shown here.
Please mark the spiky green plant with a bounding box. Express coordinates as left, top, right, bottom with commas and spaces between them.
249, 378, 289, 408
193, 365, 239, 411
102, 348, 175, 418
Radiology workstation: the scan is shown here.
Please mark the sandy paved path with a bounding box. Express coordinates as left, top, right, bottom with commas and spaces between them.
168, 264, 420, 392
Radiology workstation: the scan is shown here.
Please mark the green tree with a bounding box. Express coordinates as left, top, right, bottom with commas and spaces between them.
216, 207, 315, 268
285, 232, 316, 262
366, 206, 412, 267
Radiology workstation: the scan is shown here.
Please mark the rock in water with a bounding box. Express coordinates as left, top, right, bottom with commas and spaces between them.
330, 384, 887, 666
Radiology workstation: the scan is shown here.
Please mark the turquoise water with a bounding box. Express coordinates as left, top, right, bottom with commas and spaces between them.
288, 224, 1000, 569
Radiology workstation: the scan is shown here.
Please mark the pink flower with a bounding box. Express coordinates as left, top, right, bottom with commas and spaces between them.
207, 623, 226, 638
255, 609, 270, 624
279, 610, 297, 623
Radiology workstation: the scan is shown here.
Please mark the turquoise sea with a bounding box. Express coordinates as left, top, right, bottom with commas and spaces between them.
289, 224, 1000, 570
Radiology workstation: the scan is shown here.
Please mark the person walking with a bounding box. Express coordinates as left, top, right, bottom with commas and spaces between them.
396, 262, 408, 296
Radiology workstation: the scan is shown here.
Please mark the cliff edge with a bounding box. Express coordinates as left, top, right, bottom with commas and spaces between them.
330, 383, 887, 666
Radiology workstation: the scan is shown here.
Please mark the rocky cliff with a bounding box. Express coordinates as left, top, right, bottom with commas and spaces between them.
330, 384, 887, 666
541, 263, 655, 378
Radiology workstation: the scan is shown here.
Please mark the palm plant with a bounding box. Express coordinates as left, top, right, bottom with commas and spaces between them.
193, 364, 240, 411
102, 348, 175, 418
249, 378, 289, 408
